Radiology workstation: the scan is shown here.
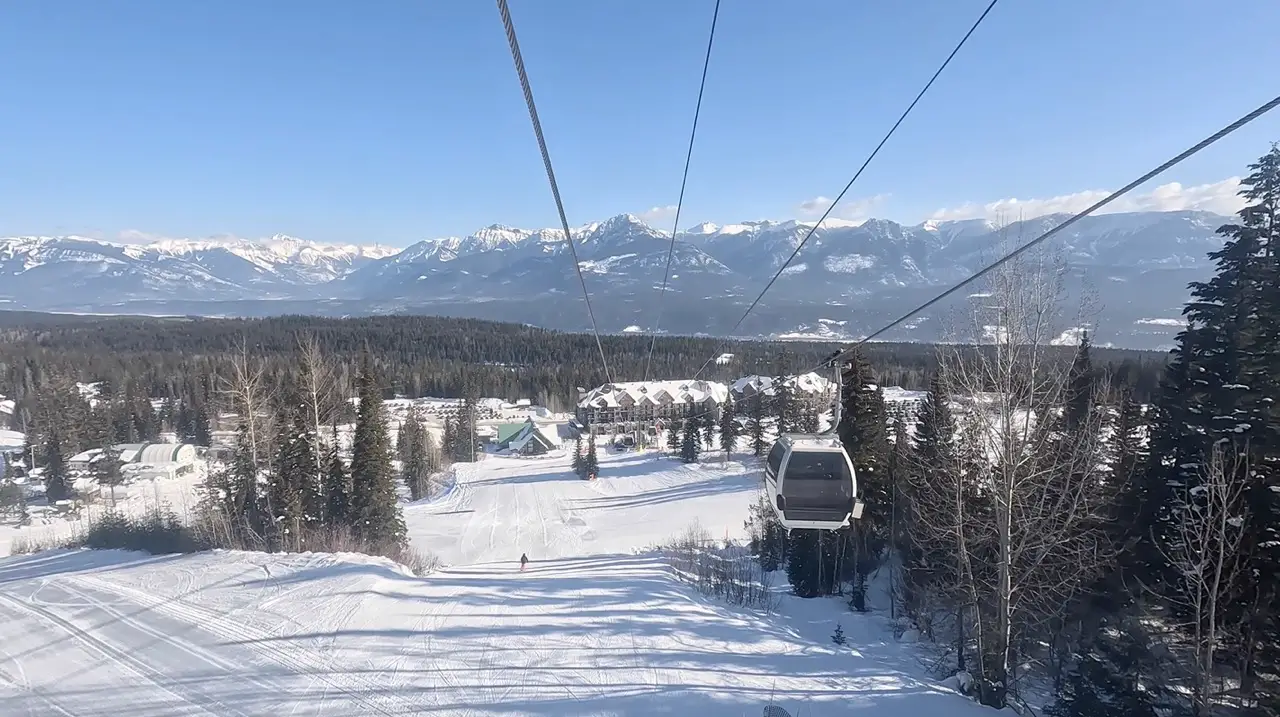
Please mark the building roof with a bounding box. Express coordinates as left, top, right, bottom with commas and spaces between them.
495, 422, 530, 445
731, 372, 834, 397
508, 422, 558, 452
578, 380, 728, 409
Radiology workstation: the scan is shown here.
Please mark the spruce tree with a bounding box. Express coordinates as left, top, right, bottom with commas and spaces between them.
774, 372, 794, 436
701, 411, 715, 450
271, 402, 323, 548
666, 420, 682, 453
441, 416, 458, 465
1064, 332, 1095, 433
322, 444, 350, 527
680, 418, 701, 463
400, 407, 431, 501
584, 432, 599, 477
94, 446, 125, 506
1138, 146, 1280, 703
347, 353, 406, 549
748, 394, 767, 457
572, 433, 586, 477
41, 430, 70, 503
719, 400, 738, 457
836, 350, 890, 603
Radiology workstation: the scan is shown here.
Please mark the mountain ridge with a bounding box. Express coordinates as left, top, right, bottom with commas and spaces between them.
0, 209, 1232, 349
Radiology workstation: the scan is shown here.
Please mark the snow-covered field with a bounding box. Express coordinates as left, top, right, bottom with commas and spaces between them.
0, 449, 987, 716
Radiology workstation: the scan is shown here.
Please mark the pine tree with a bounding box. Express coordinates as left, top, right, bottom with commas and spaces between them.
441, 416, 458, 465
572, 433, 586, 477
666, 420, 682, 453
837, 349, 890, 604
94, 446, 125, 506
745, 490, 786, 571
701, 411, 715, 450
719, 400, 738, 457
347, 352, 406, 549
584, 432, 599, 478
271, 402, 323, 548
680, 418, 701, 463
1138, 146, 1280, 705
1064, 331, 1095, 433
773, 366, 795, 436
748, 394, 767, 457
42, 430, 70, 503
786, 528, 840, 598
400, 407, 431, 500
322, 444, 350, 527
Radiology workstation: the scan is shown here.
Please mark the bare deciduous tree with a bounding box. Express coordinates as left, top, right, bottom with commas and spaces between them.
1159, 439, 1251, 717
906, 230, 1120, 708
297, 331, 338, 480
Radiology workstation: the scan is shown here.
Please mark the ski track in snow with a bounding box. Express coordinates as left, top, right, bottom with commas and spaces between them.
0, 450, 987, 716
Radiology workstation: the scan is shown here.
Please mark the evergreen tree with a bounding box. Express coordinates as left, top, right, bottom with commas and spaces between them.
680, 418, 701, 463
400, 407, 431, 500
271, 402, 323, 548
1064, 331, 1095, 433
322, 444, 350, 527
42, 430, 70, 503
786, 528, 840, 598
572, 433, 586, 477
837, 350, 890, 604
584, 432, 599, 478
719, 400, 738, 457
347, 353, 406, 549
1046, 616, 1159, 717
666, 420, 682, 453
441, 416, 458, 465
746, 490, 787, 571
1137, 146, 1280, 705
94, 446, 125, 506
748, 394, 767, 457
774, 372, 794, 436
701, 410, 716, 450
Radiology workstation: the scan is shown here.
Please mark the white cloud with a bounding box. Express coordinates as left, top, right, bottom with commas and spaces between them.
636, 205, 679, 228
929, 177, 1244, 222
796, 193, 890, 222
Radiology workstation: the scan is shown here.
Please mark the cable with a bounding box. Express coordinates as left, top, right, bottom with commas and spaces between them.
644, 0, 722, 382
693, 0, 1001, 379
496, 0, 613, 383
810, 92, 1280, 371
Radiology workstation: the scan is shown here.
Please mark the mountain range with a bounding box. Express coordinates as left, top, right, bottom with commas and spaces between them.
0, 210, 1231, 350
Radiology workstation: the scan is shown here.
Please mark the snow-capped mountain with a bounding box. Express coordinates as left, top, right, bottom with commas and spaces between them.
0, 209, 1232, 349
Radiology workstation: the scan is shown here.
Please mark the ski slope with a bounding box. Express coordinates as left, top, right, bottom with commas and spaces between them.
0, 450, 989, 716
406, 452, 760, 566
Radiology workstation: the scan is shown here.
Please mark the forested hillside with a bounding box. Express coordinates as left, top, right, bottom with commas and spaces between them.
0, 310, 1164, 429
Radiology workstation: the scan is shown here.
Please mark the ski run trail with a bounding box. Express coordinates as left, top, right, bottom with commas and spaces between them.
1, 450, 992, 716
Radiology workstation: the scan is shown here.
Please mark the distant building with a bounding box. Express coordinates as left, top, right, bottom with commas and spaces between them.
68, 442, 199, 481
499, 419, 559, 456
576, 380, 729, 432
730, 373, 836, 413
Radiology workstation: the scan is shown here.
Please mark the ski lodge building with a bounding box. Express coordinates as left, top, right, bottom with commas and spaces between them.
729, 372, 836, 413
575, 380, 729, 432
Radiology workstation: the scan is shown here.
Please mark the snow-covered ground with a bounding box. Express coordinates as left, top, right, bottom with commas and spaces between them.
407, 452, 759, 566
0, 448, 988, 716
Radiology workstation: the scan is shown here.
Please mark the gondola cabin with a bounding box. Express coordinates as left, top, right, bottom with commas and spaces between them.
764, 434, 863, 531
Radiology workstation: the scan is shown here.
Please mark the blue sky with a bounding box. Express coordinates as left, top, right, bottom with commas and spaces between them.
2, 0, 1278, 247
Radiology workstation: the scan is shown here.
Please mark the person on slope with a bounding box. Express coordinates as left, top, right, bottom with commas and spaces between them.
520, 553, 529, 572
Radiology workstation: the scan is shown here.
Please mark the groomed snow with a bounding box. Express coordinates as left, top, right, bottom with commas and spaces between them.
1, 450, 989, 715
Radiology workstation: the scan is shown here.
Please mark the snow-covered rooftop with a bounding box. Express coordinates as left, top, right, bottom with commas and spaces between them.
730, 372, 834, 397
578, 380, 729, 409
